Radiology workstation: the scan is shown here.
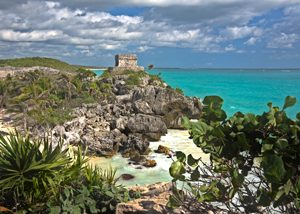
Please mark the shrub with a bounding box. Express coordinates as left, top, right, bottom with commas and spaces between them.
0, 133, 71, 210
169, 96, 300, 213
174, 88, 184, 95
0, 68, 105, 128
0, 133, 131, 213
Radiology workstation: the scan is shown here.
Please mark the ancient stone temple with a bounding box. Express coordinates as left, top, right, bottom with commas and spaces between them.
110, 54, 144, 73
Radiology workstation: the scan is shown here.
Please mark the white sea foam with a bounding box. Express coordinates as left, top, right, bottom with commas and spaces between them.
90, 129, 209, 186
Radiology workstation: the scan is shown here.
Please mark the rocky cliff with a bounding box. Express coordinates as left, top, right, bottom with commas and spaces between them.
49, 70, 202, 160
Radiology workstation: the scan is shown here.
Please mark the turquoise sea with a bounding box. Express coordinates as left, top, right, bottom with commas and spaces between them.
92, 68, 300, 186
148, 69, 300, 118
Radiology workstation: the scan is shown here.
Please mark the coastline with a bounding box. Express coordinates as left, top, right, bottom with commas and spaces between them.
90, 129, 209, 187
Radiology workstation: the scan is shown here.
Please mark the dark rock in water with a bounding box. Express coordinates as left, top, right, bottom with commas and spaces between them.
143, 159, 157, 168
155, 145, 171, 155
122, 134, 149, 155
120, 173, 135, 180
128, 151, 146, 163
135, 166, 143, 170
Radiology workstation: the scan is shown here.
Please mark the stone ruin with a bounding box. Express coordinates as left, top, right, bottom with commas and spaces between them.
109, 54, 144, 73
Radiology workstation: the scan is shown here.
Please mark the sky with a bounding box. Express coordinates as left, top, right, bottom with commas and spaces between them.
0, 0, 300, 68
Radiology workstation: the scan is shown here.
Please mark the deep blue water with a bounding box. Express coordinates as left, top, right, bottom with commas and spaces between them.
148, 69, 300, 118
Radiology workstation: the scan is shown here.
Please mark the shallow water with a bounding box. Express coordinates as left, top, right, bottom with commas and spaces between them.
90, 129, 209, 186
91, 68, 300, 185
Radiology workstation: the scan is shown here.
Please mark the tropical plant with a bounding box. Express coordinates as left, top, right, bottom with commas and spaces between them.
0, 67, 105, 128
0, 132, 132, 213
169, 96, 300, 213
0, 133, 70, 210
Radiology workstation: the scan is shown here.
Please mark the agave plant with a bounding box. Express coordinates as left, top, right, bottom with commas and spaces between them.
0, 132, 71, 207
84, 165, 117, 188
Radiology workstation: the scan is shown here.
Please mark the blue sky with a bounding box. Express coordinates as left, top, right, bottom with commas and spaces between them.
0, 0, 300, 68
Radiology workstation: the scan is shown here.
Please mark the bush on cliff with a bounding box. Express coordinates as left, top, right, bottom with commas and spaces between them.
0, 68, 111, 128
0, 132, 130, 213
169, 96, 300, 213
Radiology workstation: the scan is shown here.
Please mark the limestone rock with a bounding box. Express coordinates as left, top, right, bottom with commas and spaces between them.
123, 135, 150, 154
126, 114, 167, 141
143, 159, 157, 167
155, 145, 171, 155
133, 100, 153, 114
116, 182, 172, 214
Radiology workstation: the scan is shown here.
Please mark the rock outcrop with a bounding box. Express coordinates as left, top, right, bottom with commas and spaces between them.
42, 70, 202, 158
116, 182, 173, 214
116, 182, 227, 214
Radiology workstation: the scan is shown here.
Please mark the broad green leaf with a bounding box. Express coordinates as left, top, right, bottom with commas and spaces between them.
283, 96, 296, 110
262, 143, 273, 152
190, 167, 200, 181
175, 151, 186, 162
187, 154, 199, 167
261, 154, 286, 183
169, 161, 185, 178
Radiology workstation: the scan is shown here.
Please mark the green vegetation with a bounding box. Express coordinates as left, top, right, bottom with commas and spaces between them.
148, 72, 164, 86
0, 57, 79, 72
174, 88, 184, 95
0, 68, 113, 128
100, 69, 148, 87
0, 133, 131, 213
125, 71, 147, 86
169, 96, 300, 213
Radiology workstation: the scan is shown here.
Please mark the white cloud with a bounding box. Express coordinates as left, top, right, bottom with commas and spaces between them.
267, 33, 299, 48
244, 37, 257, 45
137, 46, 152, 52
155, 30, 199, 42
225, 44, 236, 52
0, 0, 299, 62
0, 29, 64, 42
224, 26, 262, 39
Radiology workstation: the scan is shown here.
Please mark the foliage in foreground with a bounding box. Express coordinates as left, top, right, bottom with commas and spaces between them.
169, 96, 300, 213
0, 133, 130, 213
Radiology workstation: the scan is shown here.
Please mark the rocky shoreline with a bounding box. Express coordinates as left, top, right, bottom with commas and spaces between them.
0, 66, 205, 213
48, 71, 202, 166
